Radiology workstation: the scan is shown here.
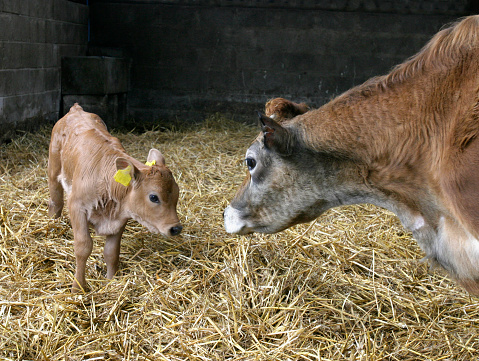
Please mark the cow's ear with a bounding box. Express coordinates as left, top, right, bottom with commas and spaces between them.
115, 157, 140, 186
257, 112, 294, 155
147, 149, 166, 166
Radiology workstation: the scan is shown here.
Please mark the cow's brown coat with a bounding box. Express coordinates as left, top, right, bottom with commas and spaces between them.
224, 16, 479, 294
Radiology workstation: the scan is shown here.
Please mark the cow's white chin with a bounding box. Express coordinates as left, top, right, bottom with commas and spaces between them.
224, 206, 287, 234
224, 206, 251, 234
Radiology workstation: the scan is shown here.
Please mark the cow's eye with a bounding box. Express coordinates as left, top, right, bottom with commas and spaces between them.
245, 157, 256, 171
149, 194, 160, 203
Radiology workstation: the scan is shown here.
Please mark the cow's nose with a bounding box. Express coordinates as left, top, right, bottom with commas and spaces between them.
170, 225, 182, 236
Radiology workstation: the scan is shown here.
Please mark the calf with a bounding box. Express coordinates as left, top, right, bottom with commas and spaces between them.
48, 104, 182, 291
224, 16, 479, 294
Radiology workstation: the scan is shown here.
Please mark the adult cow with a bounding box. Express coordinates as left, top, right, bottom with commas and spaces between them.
224, 16, 479, 294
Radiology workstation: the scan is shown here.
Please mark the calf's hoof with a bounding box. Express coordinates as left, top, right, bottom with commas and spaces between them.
48, 200, 63, 218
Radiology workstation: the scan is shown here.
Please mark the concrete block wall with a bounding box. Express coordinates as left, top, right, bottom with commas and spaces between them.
0, 0, 88, 141
89, 0, 468, 123
61, 56, 130, 126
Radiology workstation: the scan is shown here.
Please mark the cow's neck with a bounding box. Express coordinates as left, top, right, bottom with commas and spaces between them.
295, 86, 445, 236
291, 48, 479, 238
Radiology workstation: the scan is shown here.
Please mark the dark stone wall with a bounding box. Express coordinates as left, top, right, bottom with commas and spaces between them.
89, 0, 470, 123
0, 0, 474, 139
0, 0, 88, 141
61, 56, 130, 127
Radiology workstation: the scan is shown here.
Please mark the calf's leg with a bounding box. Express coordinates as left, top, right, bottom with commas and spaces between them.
47, 149, 64, 218
104, 226, 125, 279
69, 205, 93, 292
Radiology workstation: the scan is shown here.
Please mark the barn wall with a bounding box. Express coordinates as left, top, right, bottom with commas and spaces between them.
89, 0, 470, 123
0, 0, 88, 141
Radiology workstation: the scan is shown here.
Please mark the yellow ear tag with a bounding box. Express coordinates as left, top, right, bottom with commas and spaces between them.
145, 160, 156, 167
114, 165, 132, 187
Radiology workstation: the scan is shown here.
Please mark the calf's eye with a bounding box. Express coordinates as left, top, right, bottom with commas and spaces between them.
245, 158, 256, 171
149, 194, 160, 203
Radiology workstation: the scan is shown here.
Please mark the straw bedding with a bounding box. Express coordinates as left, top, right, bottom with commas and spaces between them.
1, 116, 478, 360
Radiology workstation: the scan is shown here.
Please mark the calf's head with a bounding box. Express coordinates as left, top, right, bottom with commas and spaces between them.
224, 113, 345, 234
116, 149, 182, 237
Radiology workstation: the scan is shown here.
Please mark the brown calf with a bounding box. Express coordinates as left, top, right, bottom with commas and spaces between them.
48, 104, 182, 291
224, 16, 479, 294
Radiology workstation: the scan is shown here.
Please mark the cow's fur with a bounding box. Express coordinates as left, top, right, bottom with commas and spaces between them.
48, 104, 182, 291
224, 16, 479, 294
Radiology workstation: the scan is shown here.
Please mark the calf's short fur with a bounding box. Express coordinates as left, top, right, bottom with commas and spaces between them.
224, 16, 479, 294
48, 104, 182, 291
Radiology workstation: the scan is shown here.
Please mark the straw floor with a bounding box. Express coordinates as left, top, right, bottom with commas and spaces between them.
1, 116, 478, 360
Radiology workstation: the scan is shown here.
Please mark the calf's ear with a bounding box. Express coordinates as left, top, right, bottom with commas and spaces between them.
115, 157, 140, 186
116, 157, 133, 171
257, 112, 294, 156
147, 149, 166, 166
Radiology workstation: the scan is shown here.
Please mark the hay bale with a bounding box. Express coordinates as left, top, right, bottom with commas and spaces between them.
0, 117, 478, 360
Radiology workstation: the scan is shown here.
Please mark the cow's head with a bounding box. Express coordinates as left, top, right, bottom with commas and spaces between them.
116, 149, 182, 237
224, 113, 347, 234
